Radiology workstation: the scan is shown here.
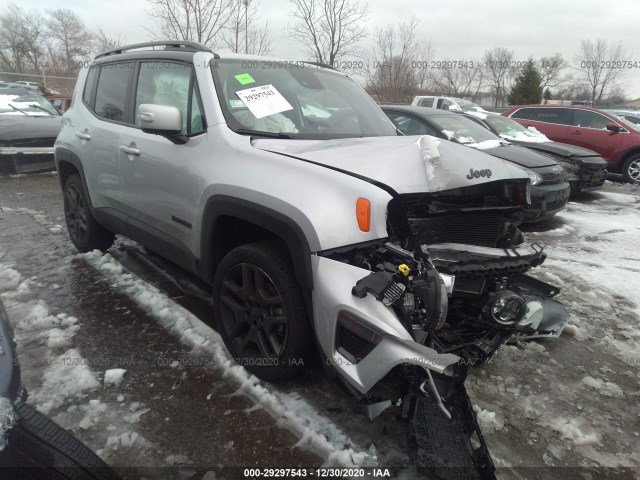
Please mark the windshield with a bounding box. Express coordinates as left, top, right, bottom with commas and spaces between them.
429, 114, 501, 145
453, 98, 485, 112
0, 94, 58, 116
211, 59, 396, 139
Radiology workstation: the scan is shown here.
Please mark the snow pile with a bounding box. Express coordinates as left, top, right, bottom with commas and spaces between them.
83, 250, 370, 466
581, 376, 624, 397
29, 348, 101, 414
472, 405, 505, 432
551, 418, 600, 446
13, 300, 80, 351
0, 265, 21, 292
468, 139, 506, 150
106, 431, 139, 450
500, 128, 550, 143
466, 110, 488, 120
104, 369, 127, 388
78, 399, 108, 430
0, 397, 15, 451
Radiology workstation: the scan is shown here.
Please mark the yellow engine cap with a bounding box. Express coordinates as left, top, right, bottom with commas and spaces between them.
398, 264, 410, 277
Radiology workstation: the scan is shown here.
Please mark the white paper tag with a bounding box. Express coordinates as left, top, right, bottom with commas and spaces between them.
235, 84, 293, 119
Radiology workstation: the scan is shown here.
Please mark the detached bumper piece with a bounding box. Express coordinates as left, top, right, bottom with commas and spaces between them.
0, 146, 56, 174
407, 369, 496, 480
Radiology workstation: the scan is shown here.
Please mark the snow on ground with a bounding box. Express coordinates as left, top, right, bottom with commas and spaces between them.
82, 250, 371, 467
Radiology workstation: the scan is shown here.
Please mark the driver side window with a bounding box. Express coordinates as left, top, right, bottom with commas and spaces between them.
135, 62, 206, 135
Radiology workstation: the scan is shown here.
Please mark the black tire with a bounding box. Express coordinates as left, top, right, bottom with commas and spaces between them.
63, 174, 115, 253
621, 154, 640, 184
0, 403, 120, 480
213, 242, 312, 382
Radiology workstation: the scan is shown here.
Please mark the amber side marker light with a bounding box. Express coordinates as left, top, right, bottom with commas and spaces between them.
356, 198, 371, 232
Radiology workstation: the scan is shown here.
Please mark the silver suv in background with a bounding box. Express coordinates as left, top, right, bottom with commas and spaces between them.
55, 41, 569, 477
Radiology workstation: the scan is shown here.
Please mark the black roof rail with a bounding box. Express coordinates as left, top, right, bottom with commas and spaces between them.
94, 41, 213, 60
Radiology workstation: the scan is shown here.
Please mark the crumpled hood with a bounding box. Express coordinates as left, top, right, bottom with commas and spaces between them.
482, 143, 558, 169
507, 139, 607, 165
253, 135, 528, 194
0, 115, 62, 144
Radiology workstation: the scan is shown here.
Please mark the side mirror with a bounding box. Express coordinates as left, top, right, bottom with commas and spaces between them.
137, 104, 188, 144
606, 122, 622, 132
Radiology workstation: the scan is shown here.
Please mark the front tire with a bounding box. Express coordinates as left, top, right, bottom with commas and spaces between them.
213, 242, 312, 382
63, 174, 115, 252
622, 154, 640, 184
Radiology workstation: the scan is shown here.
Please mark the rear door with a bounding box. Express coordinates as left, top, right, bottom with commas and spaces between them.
118, 60, 208, 269
567, 109, 623, 162
81, 62, 135, 219
509, 107, 571, 143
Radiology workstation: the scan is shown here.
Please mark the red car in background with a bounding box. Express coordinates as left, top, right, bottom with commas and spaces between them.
503, 105, 640, 184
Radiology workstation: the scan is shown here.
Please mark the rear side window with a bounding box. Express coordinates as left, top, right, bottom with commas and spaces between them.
418, 97, 434, 107
83, 68, 98, 106
94, 63, 134, 122
572, 110, 612, 129
529, 108, 570, 125
510, 108, 533, 120
135, 61, 205, 135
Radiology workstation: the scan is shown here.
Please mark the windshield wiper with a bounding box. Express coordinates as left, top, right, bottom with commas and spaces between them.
27, 104, 55, 115
7, 104, 28, 116
235, 128, 298, 139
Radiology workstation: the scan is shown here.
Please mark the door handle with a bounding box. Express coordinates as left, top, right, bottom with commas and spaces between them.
119, 145, 141, 156
75, 131, 91, 140
570, 130, 582, 135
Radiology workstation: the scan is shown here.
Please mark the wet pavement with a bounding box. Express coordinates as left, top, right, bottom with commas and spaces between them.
1, 172, 639, 479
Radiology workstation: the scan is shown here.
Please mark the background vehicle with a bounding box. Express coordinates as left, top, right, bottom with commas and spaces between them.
603, 109, 640, 127
411, 95, 492, 113
56, 41, 570, 478
382, 105, 571, 222
0, 87, 61, 174
463, 112, 607, 193
0, 300, 120, 479
503, 104, 640, 184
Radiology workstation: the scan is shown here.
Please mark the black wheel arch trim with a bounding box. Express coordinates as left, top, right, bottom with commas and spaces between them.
617, 147, 640, 172
200, 196, 315, 293
54, 147, 93, 207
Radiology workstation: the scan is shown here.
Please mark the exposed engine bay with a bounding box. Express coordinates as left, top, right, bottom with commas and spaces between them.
326, 183, 570, 366
320, 183, 570, 480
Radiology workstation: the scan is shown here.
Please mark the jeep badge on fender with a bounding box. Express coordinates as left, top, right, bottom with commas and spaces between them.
467, 168, 492, 179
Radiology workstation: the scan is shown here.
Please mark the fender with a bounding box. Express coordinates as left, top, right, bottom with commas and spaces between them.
199, 195, 316, 291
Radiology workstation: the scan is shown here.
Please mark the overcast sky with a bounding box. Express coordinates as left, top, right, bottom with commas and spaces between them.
19, 0, 640, 98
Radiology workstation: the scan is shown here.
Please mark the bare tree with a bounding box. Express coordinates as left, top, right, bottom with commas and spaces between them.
45, 8, 93, 72
93, 28, 127, 55
222, 0, 272, 55
434, 60, 484, 99
538, 53, 568, 92
288, 0, 368, 66
482, 47, 514, 107
146, 0, 234, 47
366, 18, 423, 103
0, 3, 44, 72
574, 39, 628, 107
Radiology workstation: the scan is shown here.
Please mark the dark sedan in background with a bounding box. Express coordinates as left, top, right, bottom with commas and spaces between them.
382, 105, 571, 223
462, 112, 607, 193
0, 87, 61, 174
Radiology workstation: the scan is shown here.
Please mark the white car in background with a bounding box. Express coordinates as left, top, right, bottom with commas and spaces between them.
411, 95, 496, 115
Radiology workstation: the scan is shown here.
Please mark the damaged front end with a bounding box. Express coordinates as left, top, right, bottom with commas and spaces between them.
313, 179, 569, 479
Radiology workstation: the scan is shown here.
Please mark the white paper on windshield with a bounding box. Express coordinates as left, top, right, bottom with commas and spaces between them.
235, 84, 293, 119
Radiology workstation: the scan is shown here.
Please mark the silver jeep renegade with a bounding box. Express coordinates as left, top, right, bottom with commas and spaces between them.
55, 41, 569, 477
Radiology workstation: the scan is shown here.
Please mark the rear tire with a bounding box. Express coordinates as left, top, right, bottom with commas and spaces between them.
621, 154, 640, 184
0, 403, 119, 479
63, 174, 115, 252
213, 242, 312, 382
